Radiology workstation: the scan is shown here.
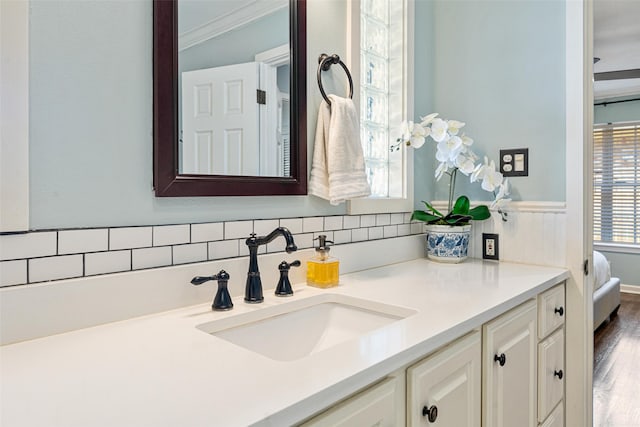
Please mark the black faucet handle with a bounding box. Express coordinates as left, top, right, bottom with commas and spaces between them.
275, 260, 299, 297
191, 275, 215, 285
191, 269, 230, 285
191, 270, 233, 311
279, 260, 301, 271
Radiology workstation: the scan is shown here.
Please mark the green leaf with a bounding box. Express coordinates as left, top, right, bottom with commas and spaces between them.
421, 201, 443, 218
451, 196, 470, 215
443, 214, 472, 226
411, 210, 441, 224
468, 205, 491, 221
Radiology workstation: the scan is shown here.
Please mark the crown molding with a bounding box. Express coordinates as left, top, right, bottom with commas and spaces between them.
179, 0, 288, 52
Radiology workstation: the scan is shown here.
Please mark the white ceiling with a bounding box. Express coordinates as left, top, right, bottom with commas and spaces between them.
593, 0, 640, 100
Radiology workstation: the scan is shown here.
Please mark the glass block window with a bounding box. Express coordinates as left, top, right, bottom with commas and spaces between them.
593, 122, 640, 245
360, 0, 405, 198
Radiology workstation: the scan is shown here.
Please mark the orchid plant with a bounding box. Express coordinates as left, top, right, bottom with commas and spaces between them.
392, 113, 511, 226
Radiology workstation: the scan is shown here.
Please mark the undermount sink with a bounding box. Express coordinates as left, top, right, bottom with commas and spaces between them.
196, 294, 416, 361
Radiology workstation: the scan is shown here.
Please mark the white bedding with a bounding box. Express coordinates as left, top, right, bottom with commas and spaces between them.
593, 250, 612, 292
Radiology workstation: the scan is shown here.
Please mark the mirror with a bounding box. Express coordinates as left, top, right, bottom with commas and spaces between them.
153, 0, 307, 196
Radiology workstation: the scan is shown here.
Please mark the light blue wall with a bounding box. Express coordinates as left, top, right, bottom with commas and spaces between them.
594, 97, 640, 125
597, 250, 640, 287
29, 0, 345, 229
28, 0, 566, 230
414, 0, 566, 206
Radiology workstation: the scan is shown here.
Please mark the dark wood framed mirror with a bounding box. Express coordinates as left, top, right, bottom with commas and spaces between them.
153, 0, 307, 196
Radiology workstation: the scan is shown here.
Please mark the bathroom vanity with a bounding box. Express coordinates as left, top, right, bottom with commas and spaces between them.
0, 257, 568, 427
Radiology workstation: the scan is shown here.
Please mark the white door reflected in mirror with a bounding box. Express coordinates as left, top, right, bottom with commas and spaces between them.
177, 0, 290, 177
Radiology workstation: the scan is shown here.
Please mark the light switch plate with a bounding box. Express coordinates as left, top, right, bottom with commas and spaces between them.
499, 148, 529, 177
483, 233, 499, 260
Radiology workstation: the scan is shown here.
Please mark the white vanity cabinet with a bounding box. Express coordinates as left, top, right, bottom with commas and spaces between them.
537, 283, 566, 426
406, 330, 481, 427
299, 375, 404, 427
303, 286, 566, 427
483, 299, 538, 427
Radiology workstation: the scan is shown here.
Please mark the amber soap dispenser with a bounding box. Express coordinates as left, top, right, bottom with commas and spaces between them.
306, 235, 339, 288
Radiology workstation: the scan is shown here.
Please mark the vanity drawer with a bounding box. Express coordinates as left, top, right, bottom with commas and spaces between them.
538, 329, 565, 422
300, 376, 402, 427
538, 283, 565, 339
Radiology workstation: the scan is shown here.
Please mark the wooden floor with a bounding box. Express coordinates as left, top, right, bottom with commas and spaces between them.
593, 292, 640, 427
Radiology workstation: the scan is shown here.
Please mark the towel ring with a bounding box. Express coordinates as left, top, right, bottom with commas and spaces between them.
317, 53, 354, 106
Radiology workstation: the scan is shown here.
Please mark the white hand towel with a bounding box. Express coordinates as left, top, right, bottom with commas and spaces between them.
309, 95, 371, 205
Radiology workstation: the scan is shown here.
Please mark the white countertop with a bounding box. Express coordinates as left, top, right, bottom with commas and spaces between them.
0, 258, 568, 427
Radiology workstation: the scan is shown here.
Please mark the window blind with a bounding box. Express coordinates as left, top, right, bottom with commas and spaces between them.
593, 122, 640, 245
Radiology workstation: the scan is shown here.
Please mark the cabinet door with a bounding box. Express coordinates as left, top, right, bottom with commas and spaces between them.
483, 299, 537, 427
407, 331, 481, 427
538, 329, 564, 421
540, 402, 564, 427
300, 376, 402, 427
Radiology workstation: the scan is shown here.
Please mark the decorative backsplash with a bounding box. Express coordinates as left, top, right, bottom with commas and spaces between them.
0, 213, 424, 287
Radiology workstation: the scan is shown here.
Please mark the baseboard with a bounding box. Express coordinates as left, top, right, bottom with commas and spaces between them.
621, 284, 640, 294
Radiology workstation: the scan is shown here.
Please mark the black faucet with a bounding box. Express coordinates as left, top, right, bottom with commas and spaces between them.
245, 227, 297, 303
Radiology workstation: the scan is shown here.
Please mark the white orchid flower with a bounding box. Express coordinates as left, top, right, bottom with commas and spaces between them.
495, 178, 510, 200
400, 121, 428, 148
430, 118, 449, 142
461, 135, 474, 147
490, 197, 512, 210
447, 120, 465, 136
470, 156, 490, 183
480, 160, 504, 192
435, 161, 449, 181
420, 113, 439, 126
436, 135, 463, 162
454, 153, 476, 175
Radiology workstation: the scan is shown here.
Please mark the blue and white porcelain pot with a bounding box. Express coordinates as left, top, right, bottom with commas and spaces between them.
425, 224, 471, 263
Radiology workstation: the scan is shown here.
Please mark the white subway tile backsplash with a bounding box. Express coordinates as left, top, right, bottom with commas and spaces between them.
208, 240, 239, 260
224, 221, 253, 239
0, 260, 27, 287
324, 216, 343, 231
334, 230, 351, 244
153, 225, 190, 246
302, 217, 324, 233
0, 210, 434, 287
29, 255, 83, 283
383, 225, 398, 238
360, 215, 376, 227
403, 213, 412, 223
191, 223, 223, 243
390, 213, 404, 225
279, 218, 303, 234
254, 219, 280, 236
411, 223, 425, 234
132, 247, 172, 270
0, 231, 56, 261
58, 229, 108, 254
368, 227, 384, 240
351, 228, 368, 242
293, 233, 314, 249
343, 215, 360, 229
110, 227, 152, 250
376, 214, 391, 226
173, 243, 207, 265
85, 250, 131, 276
